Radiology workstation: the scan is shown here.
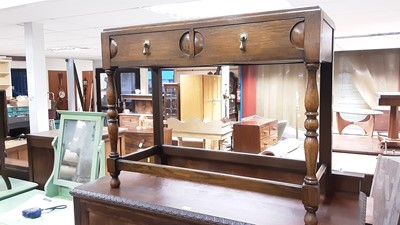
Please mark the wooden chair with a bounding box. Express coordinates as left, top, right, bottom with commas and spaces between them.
0, 90, 11, 190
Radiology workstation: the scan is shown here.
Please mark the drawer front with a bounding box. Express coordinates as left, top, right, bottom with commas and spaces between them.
124, 133, 154, 154
270, 123, 278, 135
119, 115, 140, 129
110, 30, 189, 67
195, 19, 304, 64
260, 124, 270, 139
260, 135, 278, 150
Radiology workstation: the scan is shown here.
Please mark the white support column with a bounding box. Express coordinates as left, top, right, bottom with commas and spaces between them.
140, 68, 149, 94
66, 59, 76, 111
24, 22, 49, 133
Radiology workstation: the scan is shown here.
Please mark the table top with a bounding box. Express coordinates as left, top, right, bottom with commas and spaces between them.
377, 92, 400, 106
71, 171, 361, 225
333, 107, 383, 115
0, 190, 74, 225
0, 178, 38, 200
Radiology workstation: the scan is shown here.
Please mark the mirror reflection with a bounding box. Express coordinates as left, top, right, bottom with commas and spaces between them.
59, 119, 96, 183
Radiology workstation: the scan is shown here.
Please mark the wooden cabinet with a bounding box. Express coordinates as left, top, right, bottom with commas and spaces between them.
119, 113, 172, 154
124, 127, 172, 154
0, 58, 12, 98
119, 113, 153, 130
233, 117, 278, 154
121, 94, 152, 114
180, 74, 221, 121
163, 83, 180, 120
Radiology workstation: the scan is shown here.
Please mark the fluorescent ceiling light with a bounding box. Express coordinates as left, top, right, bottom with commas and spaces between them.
47, 46, 90, 52
0, 0, 46, 10
145, 0, 291, 20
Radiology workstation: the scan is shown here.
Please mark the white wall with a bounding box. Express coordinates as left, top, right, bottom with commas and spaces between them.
10, 60, 26, 68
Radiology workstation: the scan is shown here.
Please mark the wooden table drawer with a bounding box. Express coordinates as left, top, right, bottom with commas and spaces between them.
195, 18, 304, 64
260, 135, 278, 150
260, 125, 270, 139
110, 29, 189, 67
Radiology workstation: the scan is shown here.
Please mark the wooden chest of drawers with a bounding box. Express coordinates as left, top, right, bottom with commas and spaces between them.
233, 117, 278, 154
123, 127, 172, 154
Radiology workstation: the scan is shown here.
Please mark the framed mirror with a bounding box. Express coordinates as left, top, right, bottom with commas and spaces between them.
45, 110, 106, 197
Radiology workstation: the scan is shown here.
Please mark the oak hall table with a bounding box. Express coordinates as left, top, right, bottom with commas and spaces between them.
95, 6, 335, 225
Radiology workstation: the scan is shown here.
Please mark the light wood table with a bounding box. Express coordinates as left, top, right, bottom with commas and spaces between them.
333, 107, 383, 137
166, 118, 232, 150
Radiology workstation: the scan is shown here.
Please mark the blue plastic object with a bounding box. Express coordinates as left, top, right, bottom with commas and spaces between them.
22, 207, 42, 219
22, 205, 67, 219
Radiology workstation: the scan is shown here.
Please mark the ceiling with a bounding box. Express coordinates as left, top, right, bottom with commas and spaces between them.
0, 0, 399, 61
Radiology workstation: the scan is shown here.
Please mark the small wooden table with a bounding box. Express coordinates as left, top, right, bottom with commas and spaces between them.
333, 107, 383, 137
166, 118, 232, 150
377, 92, 400, 139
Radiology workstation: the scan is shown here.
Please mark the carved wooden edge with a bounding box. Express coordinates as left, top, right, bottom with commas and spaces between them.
303, 62, 321, 225
70, 188, 252, 225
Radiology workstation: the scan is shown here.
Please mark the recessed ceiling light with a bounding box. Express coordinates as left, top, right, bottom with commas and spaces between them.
0, 0, 46, 10
145, 0, 291, 20
47, 46, 90, 52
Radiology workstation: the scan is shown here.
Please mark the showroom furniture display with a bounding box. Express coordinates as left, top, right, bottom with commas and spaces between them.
166, 117, 232, 150
0, 111, 108, 225
119, 113, 172, 154
180, 74, 222, 121
233, 116, 278, 154
0, 57, 12, 97
333, 107, 383, 137
27, 126, 126, 190
376, 92, 400, 149
44, 110, 106, 198
163, 83, 180, 120
71, 6, 335, 225
0, 90, 38, 200
0, 90, 11, 190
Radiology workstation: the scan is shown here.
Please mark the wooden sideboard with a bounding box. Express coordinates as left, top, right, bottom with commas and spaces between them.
81, 6, 335, 225
124, 127, 172, 154
233, 117, 278, 154
27, 128, 125, 190
119, 113, 172, 154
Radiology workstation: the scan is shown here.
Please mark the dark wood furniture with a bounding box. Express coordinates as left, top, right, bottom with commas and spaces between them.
0, 90, 11, 189
27, 129, 125, 190
72, 7, 335, 225
72, 171, 361, 225
163, 83, 180, 120
233, 116, 278, 153
121, 94, 153, 114
96, 68, 140, 113
119, 113, 172, 154
377, 92, 400, 139
124, 127, 172, 154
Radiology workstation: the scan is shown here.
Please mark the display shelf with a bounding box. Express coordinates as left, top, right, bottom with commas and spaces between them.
0, 59, 12, 97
